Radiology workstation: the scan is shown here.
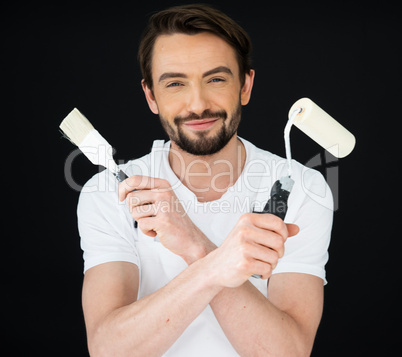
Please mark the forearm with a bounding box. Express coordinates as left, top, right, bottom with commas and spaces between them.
210, 281, 310, 357
186, 237, 306, 355
90, 260, 222, 357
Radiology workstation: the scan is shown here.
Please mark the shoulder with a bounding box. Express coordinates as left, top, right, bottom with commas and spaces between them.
241, 137, 284, 165
77, 156, 152, 273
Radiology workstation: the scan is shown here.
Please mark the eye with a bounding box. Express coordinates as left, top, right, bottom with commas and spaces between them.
166, 82, 183, 88
210, 77, 225, 83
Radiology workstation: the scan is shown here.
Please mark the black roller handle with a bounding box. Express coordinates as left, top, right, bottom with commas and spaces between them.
251, 176, 294, 278
253, 178, 293, 220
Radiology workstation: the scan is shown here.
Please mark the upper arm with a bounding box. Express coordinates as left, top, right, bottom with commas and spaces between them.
268, 272, 324, 347
82, 261, 139, 341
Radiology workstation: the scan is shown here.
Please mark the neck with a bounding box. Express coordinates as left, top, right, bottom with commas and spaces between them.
168, 135, 246, 202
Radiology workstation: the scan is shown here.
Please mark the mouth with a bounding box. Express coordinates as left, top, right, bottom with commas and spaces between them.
183, 118, 221, 131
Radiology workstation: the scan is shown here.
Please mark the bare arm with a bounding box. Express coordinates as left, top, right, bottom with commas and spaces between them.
209, 273, 323, 357
194, 214, 323, 357
83, 249, 322, 357
82, 260, 223, 357
82, 175, 325, 356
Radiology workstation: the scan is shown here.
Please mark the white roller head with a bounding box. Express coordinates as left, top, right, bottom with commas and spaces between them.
288, 98, 356, 158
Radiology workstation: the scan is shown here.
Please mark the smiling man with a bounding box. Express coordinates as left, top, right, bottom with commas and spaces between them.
148, 34, 244, 158
78, 4, 333, 356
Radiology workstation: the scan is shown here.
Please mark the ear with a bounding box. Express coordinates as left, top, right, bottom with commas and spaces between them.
141, 79, 159, 114
240, 69, 255, 106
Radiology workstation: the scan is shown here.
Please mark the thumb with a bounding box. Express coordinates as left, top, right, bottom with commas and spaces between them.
286, 223, 300, 238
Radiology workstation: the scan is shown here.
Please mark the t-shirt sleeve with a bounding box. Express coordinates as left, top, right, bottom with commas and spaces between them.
77, 171, 139, 273
273, 168, 334, 284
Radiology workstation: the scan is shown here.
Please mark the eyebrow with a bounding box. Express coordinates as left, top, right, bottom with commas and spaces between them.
158, 66, 233, 83
203, 66, 233, 78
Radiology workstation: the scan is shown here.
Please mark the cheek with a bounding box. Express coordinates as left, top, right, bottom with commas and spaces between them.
224, 92, 242, 116
207, 91, 240, 117
157, 105, 177, 125
212, 84, 241, 107
154, 92, 184, 120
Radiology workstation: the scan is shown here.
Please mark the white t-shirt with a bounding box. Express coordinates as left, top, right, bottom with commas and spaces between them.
78, 137, 333, 356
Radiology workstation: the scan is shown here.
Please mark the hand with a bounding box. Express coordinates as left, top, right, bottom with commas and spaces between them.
119, 175, 212, 264
204, 213, 299, 288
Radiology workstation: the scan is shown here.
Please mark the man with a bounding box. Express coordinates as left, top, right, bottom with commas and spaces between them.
78, 4, 333, 356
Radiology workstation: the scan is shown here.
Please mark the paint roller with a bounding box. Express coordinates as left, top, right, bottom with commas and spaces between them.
255, 97, 356, 219
256, 97, 354, 225
251, 97, 355, 279
289, 97, 356, 159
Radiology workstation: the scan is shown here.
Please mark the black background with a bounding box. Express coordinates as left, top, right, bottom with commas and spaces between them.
5, 0, 400, 355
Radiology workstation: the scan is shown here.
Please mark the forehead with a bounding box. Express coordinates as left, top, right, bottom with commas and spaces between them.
152, 32, 238, 78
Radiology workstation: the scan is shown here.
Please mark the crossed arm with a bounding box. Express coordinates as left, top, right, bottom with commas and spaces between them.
82, 176, 324, 356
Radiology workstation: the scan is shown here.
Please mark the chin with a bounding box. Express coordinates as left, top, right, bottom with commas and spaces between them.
174, 128, 235, 156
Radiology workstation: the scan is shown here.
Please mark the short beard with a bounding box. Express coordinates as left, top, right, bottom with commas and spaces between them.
159, 100, 242, 156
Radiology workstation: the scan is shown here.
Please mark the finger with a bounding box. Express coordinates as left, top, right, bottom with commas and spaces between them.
137, 216, 157, 237
248, 213, 289, 241
247, 242, 280, 268
249, 259, 273, 280
243, 223, 298, 259
118, 175, 151, 202
133, 203, 158, 219
252, 230, 285, 258
286, 223, 300, 237
126, 189, 157, 207
118, 175, 170, 201
123, 175, 170, 191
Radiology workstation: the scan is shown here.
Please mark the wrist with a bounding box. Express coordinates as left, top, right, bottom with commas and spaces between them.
193, 247, 226, 290
183, 237, 217, 265
187, 256, 225, 296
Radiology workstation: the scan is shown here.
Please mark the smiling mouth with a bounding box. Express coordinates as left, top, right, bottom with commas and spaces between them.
183, 118, 221, 130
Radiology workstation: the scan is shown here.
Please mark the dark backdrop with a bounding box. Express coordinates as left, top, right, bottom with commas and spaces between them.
5, 1, 400, 355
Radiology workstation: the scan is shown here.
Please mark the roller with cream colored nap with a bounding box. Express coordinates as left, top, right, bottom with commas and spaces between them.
260, 97, 356, 220
251, 97, 356, 278
289, 97, 356, 158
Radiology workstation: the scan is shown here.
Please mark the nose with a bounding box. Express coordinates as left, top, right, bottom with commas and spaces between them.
186, 84, 211, 115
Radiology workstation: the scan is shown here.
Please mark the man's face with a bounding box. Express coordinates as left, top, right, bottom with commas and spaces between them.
142, 32, 254, 156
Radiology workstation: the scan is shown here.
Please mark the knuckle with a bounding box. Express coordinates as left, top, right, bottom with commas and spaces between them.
126, 175, 142, 188
263, 264, 272, 277
259, 266, 272, 280
237, 225, 253, 242
238, 243, 251, 257
238, 258, 252, 273
156, 178, 172, 192
270, 251, 280, 268
126, 196, 139, 210
126, 191, 139, 202
271, 234, 284, 251
239, 213, 253, 225
158, 210, 169, 223
267, 214, 285, 230
277, 245, 285, 258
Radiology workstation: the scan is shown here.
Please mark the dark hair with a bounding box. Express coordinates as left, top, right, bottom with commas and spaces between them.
138, 4, 252, 90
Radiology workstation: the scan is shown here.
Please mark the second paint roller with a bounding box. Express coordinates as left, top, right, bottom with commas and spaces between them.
265, 96, 356, 220
251, 98, 356, 278
288, 98, 356, 158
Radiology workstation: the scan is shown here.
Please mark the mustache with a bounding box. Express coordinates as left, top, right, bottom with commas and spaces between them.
174, 109, 227, 125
